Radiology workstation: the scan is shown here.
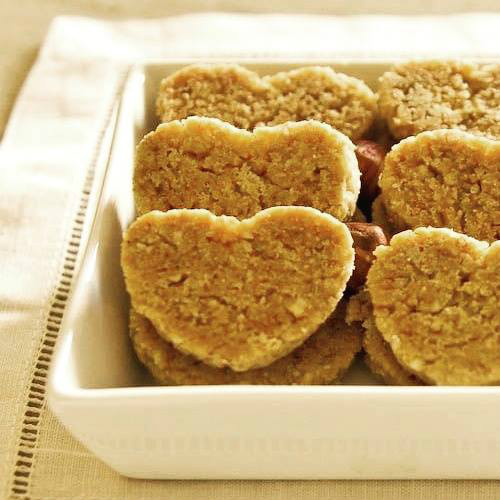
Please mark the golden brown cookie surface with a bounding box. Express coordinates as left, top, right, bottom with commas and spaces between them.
367, 227, 500, 385
130, 301, 362, 385
157, 64, 377, 140
347, 290, 422, 386
370, 195, 397, 239
378, 60, 500, 140
121, 207, 354, 372
379, 129, 500, 242
363, 322, 422, 386
134, 117, 360, 221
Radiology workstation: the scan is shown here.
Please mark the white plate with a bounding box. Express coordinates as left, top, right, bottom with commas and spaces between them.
48, 60, 500, 480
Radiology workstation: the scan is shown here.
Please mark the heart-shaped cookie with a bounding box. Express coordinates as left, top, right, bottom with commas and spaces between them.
367, 227, 500, 385
156, 64, 377, 140
134, 117, 360, 221
129, 300, 362, 385
121, 206, 354, 371
379, 129, 500, 242
378, 60, 500, 140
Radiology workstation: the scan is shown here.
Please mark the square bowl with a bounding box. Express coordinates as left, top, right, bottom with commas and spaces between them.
48, 60, 500, 480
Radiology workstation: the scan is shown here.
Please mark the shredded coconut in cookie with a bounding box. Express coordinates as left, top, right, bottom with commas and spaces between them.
134, 117, 360, 221
121, 207, 354, 372
378, 60, 500, 140
367, 227, 500, 386
347, 289, 422, 386
130, 301, 362, 385
380, 129, 500, 242
157, 64, 377, 140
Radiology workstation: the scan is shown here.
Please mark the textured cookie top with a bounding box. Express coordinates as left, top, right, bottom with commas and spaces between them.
130, 301, 362, 385
156, 64, 377, 140
379, 129, 500, 242
121, 206, 354, 372
134, 117, 360, 221
378, 60, 500, 140
367, 227, 500, 385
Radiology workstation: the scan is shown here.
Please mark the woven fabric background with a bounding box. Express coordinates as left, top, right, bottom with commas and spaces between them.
0, 9, 500, 500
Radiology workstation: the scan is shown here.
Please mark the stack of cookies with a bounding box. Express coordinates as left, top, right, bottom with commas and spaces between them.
121, 61, 500, 386
352, 61, 500, 386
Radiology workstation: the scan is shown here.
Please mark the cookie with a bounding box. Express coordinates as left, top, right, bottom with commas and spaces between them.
157, 64, 377, 140
121, 206, 354, 372
379, 129, 500, 242
130, 301, 362, 385
347, 290, 421, 386
134, 117, 360, 221
370, 195, 397, 238
378, 60, 500, 140
367, 227, 500, 385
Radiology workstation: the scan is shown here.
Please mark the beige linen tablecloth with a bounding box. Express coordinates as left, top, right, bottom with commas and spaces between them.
1, 12, 500, 500
2, 1, 500, 139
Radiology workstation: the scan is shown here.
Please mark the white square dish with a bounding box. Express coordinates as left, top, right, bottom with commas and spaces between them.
48, 60, 500, 480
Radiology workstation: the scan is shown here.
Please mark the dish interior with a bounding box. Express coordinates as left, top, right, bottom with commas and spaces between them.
61, 61, 495, 391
